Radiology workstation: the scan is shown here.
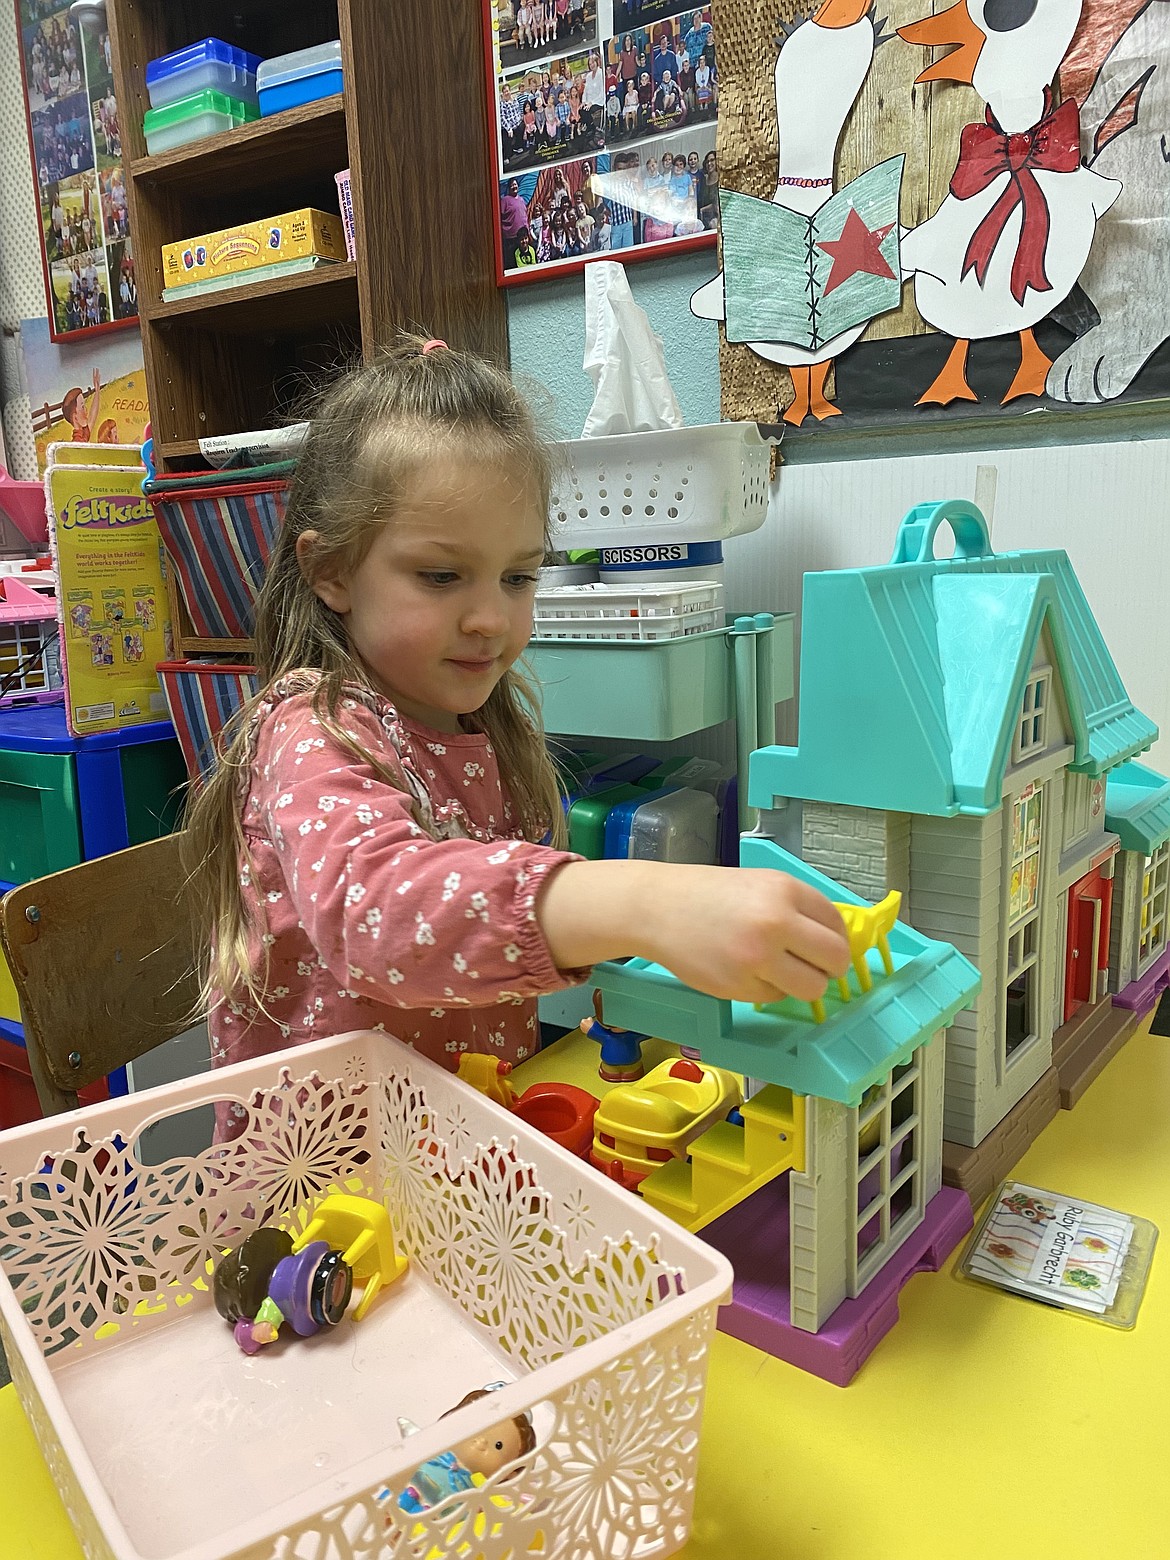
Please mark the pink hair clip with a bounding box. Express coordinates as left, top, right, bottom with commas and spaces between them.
421, 338, 448, 355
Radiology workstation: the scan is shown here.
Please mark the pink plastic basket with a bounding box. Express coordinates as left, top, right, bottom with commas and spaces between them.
0, 577, 62, 709
0, 466, 49, 547
0, 1030, 731, 1560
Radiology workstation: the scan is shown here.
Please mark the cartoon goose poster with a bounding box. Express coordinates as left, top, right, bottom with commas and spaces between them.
697, 0, 1170, 429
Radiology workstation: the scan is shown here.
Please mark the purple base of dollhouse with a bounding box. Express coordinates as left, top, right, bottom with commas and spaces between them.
703, 1181, 973, 1388
1112, 947, 1170, 1016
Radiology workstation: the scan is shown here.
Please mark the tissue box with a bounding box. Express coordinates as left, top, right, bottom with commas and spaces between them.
161, 207, 346, 290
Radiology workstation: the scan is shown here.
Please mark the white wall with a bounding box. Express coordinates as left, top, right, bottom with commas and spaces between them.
721, 437, 1170, 774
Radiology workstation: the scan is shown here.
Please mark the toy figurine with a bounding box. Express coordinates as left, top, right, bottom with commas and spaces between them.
213, 1194, 407, 1354
580, 989, 648, 1080
395, 1385, 536, 1514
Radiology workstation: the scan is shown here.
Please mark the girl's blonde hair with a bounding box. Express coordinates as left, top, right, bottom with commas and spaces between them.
183, 336, 566, 1016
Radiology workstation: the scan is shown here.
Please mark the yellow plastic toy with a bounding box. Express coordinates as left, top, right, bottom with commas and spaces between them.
591, 1057, 743, 1190
456, 1052, 517, 1107
292, 1193, 408, 1322
755, 890, 903, 1023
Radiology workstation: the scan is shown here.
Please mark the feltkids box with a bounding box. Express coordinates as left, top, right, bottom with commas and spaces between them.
161, 207, 346, 289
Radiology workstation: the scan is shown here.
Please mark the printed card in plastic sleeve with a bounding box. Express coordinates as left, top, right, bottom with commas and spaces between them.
958, 1180, 1157, 1329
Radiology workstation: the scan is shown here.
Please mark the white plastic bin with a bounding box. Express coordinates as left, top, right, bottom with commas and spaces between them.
549, 422, 779, 550
534, 579, 725, 641
0, 1030, 731, 1560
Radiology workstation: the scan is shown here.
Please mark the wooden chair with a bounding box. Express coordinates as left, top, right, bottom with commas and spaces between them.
0, 833, 203, 1115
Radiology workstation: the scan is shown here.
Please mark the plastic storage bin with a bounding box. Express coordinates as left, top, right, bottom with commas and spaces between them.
0, 578, 63, 710
548, 422, 779, 550
630, 786, 720, 864
257, 39, 344, 116
0, 703, 186, 883
145, 38, 261, 111
143, 88, 259, 154
534, 579, 725, 640
529, 614, 794, 741
0, 1030, 731, 1560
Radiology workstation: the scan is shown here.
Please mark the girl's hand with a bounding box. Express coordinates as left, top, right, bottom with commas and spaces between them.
635, 864, 850, 1006
538, 860, 851, 1007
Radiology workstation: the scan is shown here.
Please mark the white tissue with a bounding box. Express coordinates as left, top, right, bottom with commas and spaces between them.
581, 262, 684, 438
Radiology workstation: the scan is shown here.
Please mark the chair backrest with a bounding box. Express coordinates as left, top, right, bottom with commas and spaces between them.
0, 832, 202, 1114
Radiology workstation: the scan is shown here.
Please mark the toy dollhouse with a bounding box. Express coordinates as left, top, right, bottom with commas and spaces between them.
589, 835, 981, 1386
749, 499, 1167, 1199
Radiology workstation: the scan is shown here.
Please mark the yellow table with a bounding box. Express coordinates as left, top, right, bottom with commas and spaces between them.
3, 1026, 1166, 1560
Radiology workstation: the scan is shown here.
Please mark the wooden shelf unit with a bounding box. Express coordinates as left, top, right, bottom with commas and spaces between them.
107, 0, 507, 475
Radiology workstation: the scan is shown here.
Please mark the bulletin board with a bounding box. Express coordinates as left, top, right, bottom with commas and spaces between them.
699, 0, 1170, 438
486, 0, 721, 283
14, 0, 137, 341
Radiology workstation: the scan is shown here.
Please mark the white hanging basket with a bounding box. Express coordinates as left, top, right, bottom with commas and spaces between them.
549, 422, 779, 550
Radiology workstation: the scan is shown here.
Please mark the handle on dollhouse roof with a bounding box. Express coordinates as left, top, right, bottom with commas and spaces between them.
889, 500, 994, 566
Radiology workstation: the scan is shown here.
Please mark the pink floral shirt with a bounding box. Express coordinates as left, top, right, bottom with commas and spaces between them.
210, 672, 588, 1087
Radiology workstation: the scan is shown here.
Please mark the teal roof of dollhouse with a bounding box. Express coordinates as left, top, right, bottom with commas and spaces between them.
750, 500, 1157, 818
1105, 760, 1170, 854
591, 837, 980, 1106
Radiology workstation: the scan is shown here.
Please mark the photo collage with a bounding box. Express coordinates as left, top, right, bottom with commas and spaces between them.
20, 0, 138, 339
493, 0, 718, 277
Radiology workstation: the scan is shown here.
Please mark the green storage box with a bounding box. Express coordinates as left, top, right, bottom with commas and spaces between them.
0, 707, 186, 885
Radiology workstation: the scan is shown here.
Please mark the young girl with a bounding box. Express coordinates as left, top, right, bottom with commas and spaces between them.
185, 340, 848, 1117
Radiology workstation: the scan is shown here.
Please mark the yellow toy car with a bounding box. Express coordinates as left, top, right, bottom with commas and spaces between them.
591, 1057, 744, 1191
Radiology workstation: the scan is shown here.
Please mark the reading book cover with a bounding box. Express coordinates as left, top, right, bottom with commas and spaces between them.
719, 156, 904, 354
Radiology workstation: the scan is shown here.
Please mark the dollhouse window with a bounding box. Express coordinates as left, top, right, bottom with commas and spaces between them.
850, 1051, 924, 1293
1138, 841, 1170, 971
1013, 668, 1052, 763
1005, 786, 1044, 1059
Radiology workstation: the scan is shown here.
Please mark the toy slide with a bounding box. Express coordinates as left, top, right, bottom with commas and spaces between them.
637, 1085, 805, 1234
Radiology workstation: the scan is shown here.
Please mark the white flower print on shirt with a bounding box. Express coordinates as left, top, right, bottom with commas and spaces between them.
453, 952, 468, 974
387, 968, 404, 984
358, 907, 382, 937
463, 761, 485, 785
344, 882, 367, 907
414, 916, 435, 946
441, 871, 461, 902
503, 943, 521, 963
487, 849, 511, 866
466, 891, 490, 923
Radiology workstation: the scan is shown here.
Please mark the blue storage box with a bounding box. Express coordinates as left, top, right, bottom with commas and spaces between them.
146, 38, 261, 111
257, 39, 343, 116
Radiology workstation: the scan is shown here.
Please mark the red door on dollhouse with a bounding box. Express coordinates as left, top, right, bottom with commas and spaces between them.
1063, 864, 1114, 1023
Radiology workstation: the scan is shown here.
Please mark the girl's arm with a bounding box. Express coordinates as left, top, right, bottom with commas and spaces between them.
258, 697, 591, 1011
536, 858, 849, 1007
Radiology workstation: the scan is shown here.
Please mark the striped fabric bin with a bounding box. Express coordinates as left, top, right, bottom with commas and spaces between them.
157, 660, 259, 783
149, 480, 287, 640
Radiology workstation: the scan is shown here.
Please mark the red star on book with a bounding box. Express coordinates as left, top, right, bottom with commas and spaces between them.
817, 207, 897, 298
